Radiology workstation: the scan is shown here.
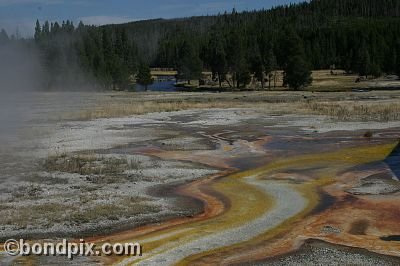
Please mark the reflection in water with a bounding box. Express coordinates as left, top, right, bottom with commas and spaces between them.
136, 76, 179, 92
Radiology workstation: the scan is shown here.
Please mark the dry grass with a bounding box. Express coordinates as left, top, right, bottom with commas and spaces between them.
302, 101, 400, 122
72, 98, 400, 123
64, 90, 400, 122
11, 184, 44, 199
42, 152, 134, 176
2, 203, 68, 228
75, 100, 253, 120
70, 198, 160, 225
150, 70, 178, 76
1, 197, 159, 228
67, 91, 306, 120
307, 70, 360, 91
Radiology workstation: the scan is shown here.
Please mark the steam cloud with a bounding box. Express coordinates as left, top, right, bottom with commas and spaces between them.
0, 39, 96, 149
0, 42, 44, 145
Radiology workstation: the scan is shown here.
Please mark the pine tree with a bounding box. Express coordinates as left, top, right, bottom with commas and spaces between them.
206, 30, 227, 88
42, 21, 50, 37
226, 29, 248, 88
34, 20, 41, 41
0, 29, 9, 45
250, 51, 264, 89
53, 22, 60, 34
264, 48, 278, 90
285, 55, 313, 90
281, 29, 313, 90
237, 67, 252, 88
396, 43, 400, 79
177, 40, 203, 84
356, 43, 372, 78
137, 63, 153, 91
369, 62, 382, 78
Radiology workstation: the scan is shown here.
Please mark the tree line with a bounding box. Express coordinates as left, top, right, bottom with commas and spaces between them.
1, 0, 400, 90
153, 1, 400, 89
32, 20, 139, 90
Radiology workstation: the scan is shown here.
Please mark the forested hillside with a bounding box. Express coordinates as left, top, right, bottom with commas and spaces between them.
113, 0, 400, 62
1, 0, 399, 90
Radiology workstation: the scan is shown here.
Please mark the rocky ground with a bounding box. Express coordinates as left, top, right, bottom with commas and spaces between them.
0, 91, 399, 265
262, 240, 400, 266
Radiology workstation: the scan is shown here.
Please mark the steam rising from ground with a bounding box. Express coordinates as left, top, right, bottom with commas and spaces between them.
0, 40, 98, 150
0, 42, 44, 145
0, 42, 44, 91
